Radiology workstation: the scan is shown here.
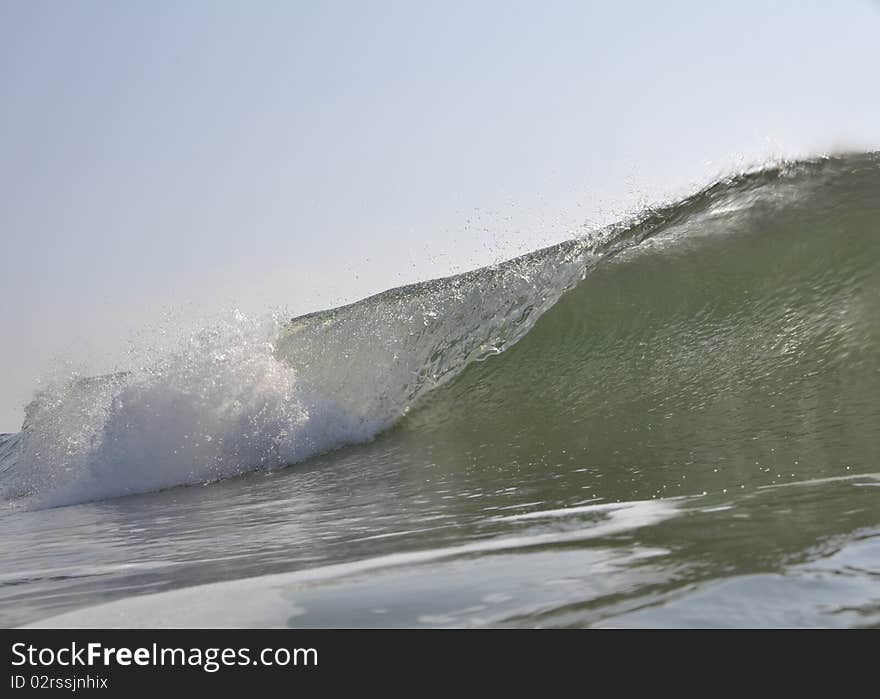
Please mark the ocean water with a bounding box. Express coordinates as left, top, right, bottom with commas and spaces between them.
1, 152, 878, 628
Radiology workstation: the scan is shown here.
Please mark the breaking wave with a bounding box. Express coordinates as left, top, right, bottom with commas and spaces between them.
2, 152, 878, 508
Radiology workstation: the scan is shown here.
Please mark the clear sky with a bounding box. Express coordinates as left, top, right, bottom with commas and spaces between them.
2, 1, 879, 431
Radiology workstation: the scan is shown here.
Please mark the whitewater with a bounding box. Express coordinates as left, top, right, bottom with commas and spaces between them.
1, 152, 878, 627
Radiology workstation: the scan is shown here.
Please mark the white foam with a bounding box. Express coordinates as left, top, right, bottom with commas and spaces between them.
2, 312, 381, 508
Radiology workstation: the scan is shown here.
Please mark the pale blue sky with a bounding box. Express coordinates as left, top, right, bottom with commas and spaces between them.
2, 1, 879, 430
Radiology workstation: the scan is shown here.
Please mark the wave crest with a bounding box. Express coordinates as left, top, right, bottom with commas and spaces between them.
3, 152, 878, 508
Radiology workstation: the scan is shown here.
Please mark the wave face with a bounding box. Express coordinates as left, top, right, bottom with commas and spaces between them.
1, 152, 878, 508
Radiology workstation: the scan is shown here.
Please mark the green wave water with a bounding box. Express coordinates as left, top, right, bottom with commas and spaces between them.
2, 152, 879, 627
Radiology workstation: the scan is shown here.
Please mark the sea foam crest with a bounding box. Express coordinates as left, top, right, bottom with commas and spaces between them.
2, 313, 379, 508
